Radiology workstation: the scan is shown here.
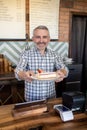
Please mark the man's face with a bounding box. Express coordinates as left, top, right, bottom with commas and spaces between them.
32, 29, 50, 51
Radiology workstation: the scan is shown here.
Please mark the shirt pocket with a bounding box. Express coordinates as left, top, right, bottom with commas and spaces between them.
46, 57, 55, 71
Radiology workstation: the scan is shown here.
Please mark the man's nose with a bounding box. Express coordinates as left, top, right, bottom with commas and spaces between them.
40, 37, 44, 42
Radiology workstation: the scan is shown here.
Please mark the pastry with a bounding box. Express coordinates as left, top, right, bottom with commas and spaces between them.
36, 72, 57, 79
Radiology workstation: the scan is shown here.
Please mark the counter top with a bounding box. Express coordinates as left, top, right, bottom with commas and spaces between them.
0, 98, 87, 130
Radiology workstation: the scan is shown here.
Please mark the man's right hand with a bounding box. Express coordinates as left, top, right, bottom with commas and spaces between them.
18, 70, 35, 82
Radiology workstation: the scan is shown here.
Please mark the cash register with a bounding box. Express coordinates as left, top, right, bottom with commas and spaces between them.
62, 91, 85, 111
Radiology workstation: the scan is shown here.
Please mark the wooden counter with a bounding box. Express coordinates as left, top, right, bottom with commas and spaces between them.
0, 98, 87, 130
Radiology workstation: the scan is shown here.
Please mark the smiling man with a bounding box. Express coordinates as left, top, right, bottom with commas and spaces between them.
15, 25, 69, 102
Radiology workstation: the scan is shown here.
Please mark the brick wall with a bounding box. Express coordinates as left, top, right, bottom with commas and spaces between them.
59, 0, 87, 42
26, 0, 87, 42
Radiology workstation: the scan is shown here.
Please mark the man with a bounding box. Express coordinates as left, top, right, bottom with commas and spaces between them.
15, 25, 68, 102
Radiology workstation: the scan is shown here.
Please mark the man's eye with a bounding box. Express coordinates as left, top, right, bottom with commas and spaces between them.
43, 36, 48, 39
34, 36, 48, 39
35, 36, 40, 39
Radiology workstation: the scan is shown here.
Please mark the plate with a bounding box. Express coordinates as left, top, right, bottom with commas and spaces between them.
31, 76, 57, 81
31, 72, 58, 81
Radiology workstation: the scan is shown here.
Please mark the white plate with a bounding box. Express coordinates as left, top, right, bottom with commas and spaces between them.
31, 76, 57, 81
31, 72, 58, 81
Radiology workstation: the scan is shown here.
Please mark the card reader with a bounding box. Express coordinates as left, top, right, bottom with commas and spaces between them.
53, 104, 74, 122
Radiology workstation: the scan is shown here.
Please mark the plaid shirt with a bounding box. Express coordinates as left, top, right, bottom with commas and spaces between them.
15, 46, 68, 101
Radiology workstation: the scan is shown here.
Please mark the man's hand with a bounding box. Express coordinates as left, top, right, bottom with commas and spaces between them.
18, 70, 35, 82
55, 69, 66, 83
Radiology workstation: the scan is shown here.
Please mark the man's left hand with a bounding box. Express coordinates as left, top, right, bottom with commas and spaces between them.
55, 69, 65, 83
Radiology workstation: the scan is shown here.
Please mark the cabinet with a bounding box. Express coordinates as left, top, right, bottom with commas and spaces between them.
56, 64, 82, 97
0, 72, 25, 105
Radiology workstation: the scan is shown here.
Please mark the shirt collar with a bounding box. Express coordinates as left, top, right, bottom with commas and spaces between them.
33, 45, 48, 53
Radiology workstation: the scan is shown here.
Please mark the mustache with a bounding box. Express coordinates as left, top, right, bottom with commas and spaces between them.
37, 42, 46, 44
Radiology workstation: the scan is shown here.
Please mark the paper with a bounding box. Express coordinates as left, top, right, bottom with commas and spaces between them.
30, 0, 60, 39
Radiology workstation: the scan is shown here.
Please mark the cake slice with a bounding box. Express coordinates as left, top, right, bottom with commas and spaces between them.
36, 72, 57, 80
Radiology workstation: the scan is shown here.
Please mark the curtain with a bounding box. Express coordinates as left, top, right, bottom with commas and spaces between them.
82, 20, 87, 92
70, 15, 87, 92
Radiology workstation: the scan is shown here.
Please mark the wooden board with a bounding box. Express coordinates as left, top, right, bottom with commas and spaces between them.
12, 100, 48, 118
12, 105, 47, 118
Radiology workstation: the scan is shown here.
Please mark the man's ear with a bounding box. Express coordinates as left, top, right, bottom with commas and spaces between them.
32, 36, 34, 41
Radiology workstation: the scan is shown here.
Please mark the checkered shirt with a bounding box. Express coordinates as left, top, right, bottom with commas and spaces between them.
15, 46, 68, 101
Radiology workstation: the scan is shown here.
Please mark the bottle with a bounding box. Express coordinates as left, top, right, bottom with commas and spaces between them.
0, 54, 4, 73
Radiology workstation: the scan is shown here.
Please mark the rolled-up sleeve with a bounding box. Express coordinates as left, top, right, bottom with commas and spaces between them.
55, 54, 69, 77
15, 50, 28, 80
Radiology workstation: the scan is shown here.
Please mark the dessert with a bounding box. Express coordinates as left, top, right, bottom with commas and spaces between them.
37, 69, 44, 73
36, 72, 57, 79
31, 68, 66, 80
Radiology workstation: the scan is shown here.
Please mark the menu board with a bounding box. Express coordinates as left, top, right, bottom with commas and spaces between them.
0, 0, 25, 39
30, 0, 60, 40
